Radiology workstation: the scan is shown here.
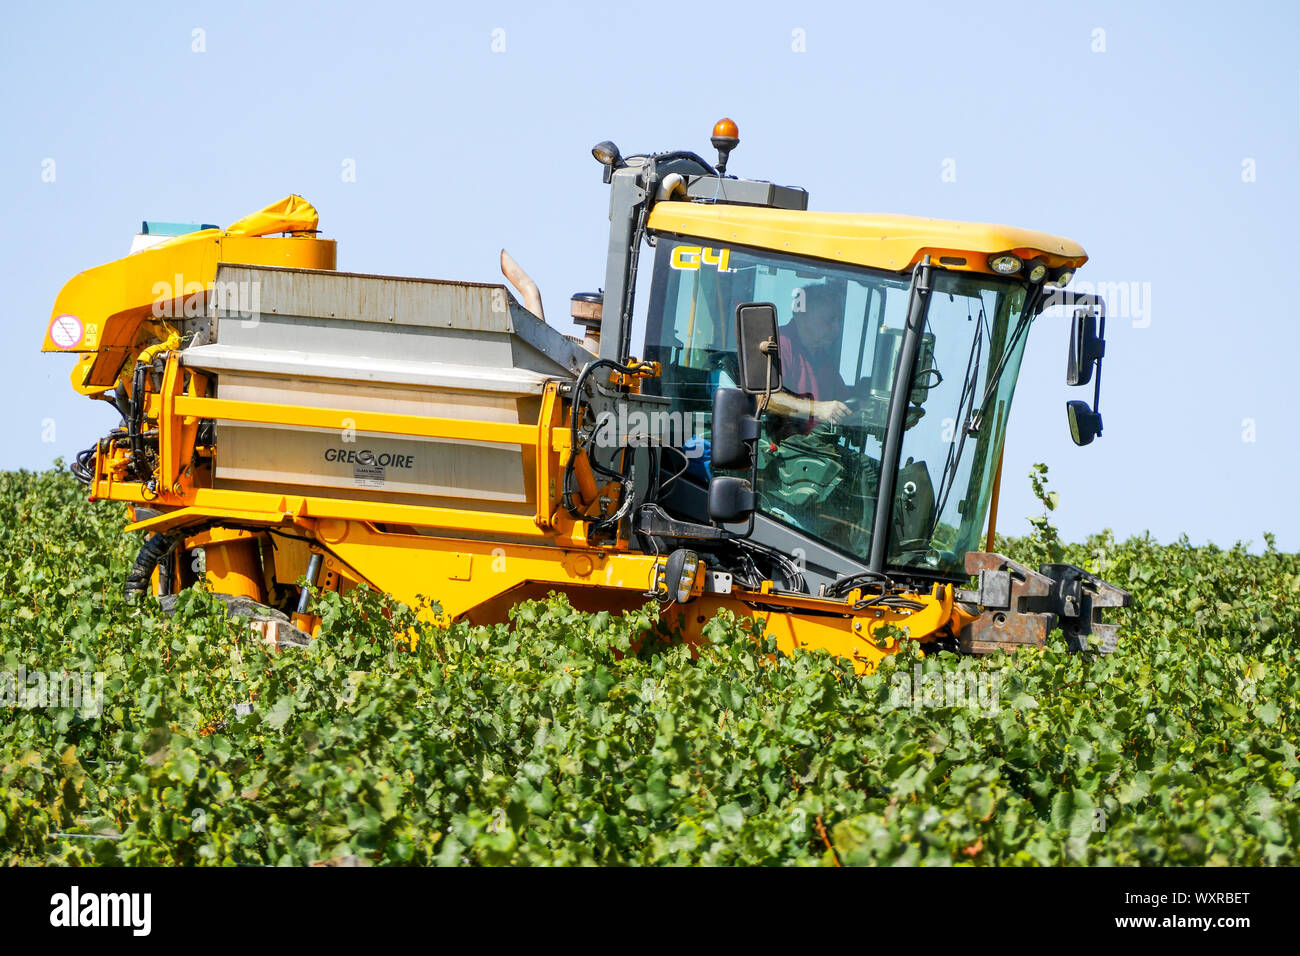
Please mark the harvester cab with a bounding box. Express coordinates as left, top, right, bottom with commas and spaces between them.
43, 120, 1130, 670
573, 119, 1129, 652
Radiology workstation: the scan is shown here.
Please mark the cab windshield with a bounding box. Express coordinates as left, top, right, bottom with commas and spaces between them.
642, 236, 1030, 577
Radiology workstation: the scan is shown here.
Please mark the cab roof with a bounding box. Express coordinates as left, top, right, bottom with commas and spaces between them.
645, 201, 1087, 276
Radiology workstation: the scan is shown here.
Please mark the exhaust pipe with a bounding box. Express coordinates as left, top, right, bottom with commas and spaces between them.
500, 249, 545, 321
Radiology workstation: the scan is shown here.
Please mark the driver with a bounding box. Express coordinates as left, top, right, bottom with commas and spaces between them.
766, 281, 853, 428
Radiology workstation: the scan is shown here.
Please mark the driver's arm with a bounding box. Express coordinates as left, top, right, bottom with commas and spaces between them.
768, 389, 850, 423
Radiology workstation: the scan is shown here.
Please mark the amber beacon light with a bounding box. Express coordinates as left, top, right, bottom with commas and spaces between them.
711, 117, 740, 176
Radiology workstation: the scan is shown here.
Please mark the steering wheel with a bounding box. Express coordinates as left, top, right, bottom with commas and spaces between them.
818, 397, 926, 441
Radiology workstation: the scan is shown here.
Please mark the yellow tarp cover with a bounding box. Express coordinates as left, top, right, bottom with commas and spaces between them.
225, 195, 319, 236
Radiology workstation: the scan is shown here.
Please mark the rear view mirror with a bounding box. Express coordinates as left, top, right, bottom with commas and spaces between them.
708, 476, 755, 523
1067, 400, 1103, 446
710, 387, 758, 471
1067, 307, 1105, 386
735, 302, 783, 394
1061, 295, 1108, 446
708, 387, 761, 527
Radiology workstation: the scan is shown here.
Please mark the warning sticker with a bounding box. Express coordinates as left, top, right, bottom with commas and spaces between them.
49, 314, 84, 349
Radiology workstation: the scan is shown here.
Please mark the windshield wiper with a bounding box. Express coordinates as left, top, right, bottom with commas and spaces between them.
929, 299, 986, 532
928, 282, 1040, 537
966, 284, 1045, 436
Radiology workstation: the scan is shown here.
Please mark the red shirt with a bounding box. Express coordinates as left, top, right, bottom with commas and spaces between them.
777, 323, 849, 432
779, 324, 849, 402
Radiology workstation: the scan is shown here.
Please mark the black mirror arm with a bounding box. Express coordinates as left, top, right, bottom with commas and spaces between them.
739, 336, 778, 536
1083, 310, 1106, 428
1092, 312, 1105, 420
744, 355, 776, 533
757, 336, 779, 413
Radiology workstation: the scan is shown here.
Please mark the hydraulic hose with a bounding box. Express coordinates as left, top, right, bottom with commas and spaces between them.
70, 444, 98, 485
562, 358, 645, 521
124, 532, 176, 602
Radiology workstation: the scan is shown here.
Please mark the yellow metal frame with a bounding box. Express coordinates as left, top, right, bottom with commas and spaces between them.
79, 350, 974, 673
113, 358, 583, 543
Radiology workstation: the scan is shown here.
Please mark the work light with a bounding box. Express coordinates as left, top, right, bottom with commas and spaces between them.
988, 253, 1023, 275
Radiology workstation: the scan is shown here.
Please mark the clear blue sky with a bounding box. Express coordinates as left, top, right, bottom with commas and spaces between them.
2, 0, 1296, 550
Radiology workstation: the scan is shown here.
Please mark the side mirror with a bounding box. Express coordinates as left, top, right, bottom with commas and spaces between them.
1067, 307, 1105, 386
710, 387, 758, 470
708, 476, 755, 523
1067, 400, 1103, 446
735, 302, 783, 395
1060, 295, 1108, 445
708, 387, 760, 526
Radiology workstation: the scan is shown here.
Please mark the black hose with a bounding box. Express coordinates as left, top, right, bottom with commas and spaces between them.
124, 532, 176, 602
128, 362, 149, 482
562, 358, 645, 521
827, 568, 894, 598
70, 445, 97, 485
